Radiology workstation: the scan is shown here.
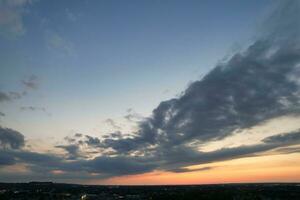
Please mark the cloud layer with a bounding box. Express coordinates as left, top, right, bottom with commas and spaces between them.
0, 126, 24, 149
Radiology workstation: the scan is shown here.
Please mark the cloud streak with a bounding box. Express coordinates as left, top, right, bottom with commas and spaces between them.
45, 31, 74, 56
22, 74, 39, 90
0, 74, 40, 105
0, 128, 299, 180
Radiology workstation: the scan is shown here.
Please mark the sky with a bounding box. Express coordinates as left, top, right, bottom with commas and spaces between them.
0, 0, 300, 185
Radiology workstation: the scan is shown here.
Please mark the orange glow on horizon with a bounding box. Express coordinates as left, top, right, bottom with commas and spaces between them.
88, 153, 300, 185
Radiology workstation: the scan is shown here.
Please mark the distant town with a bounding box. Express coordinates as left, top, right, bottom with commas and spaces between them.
0, 182, 299, 200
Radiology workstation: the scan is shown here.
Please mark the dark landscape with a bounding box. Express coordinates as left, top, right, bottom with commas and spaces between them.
0, 182, 299, 200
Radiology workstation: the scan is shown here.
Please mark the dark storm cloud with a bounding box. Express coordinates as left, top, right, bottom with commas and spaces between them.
0, 126, 25, 149
55, 144, 83, 160
52, 0, 300, 177
41, 129, 296, 178
81, 156, 156, 176
98, 133, 149, 153
11, 150, 62, 166
0, 127, 62, 167
41, 130, 300, 177
0, 128, 299, 179
156, 129, 300, 172
0, 152, 16, 165
85, 135, 101, 147
263, 130, 300, 144
94, 0, 300, 157
74, 133, 83, 137
95, 38, 300, 154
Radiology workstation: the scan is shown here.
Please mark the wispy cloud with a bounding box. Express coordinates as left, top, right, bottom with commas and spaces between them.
0, 91, 23, 102
104, 118, 121, 131
0, 74, 40, 104
20, 106, 50, 116
124, 108, 144, 122
0, 91, 11, 102
45, 31, 74, 56
22, 74, 39, 90
65, 8, 77, 22
0, 0, 34, 38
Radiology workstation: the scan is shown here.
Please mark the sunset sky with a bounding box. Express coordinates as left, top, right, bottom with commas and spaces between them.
0, 0, 300, 185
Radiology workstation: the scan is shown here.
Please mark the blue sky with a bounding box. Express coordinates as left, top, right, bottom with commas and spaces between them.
0, 0, 271, 140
